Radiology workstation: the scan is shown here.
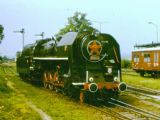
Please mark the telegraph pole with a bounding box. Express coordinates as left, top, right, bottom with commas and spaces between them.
92, 21, 107, 32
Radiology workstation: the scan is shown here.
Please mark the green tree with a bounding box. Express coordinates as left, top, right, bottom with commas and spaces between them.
0, 25, 4, 43
0, 56, 2, 61
121, 59, 131, 68
55, 12, 98, 40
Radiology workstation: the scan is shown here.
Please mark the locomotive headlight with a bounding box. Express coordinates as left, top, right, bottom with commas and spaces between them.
89, 77, 94, 82
108, 68, 112, 74
114, 77, 120, 82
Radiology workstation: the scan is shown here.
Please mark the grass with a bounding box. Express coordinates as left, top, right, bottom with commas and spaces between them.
10, 75, 105, 120
0, 63, 109, 120
122, 69, 160, 90
2, 63, 159, 119
0, 67, 41, 120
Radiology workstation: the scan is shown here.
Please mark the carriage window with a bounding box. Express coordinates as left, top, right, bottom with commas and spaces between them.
144, 54, 150, 62
133, 55, 139, 62
154, 52, 158, 63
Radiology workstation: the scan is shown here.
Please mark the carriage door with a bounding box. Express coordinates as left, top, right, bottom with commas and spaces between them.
154, 52, 158, 67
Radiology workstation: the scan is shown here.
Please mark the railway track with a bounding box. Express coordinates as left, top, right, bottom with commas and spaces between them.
0, 66, 16, 75
122, 69, 139, 76
84, 97, 160, 120
127, 85, 160, 96
0, 66, 6, 74
41, 85, 160, 120
108, 98, 160, 120
85, 103, 131, 120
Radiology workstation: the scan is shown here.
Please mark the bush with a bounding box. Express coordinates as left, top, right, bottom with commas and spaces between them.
121, 59, 131, 68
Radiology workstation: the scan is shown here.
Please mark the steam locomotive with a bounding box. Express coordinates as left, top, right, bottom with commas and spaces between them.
16, 32, 127, 102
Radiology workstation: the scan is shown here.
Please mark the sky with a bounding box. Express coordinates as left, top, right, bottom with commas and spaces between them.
0, 0, 160, 59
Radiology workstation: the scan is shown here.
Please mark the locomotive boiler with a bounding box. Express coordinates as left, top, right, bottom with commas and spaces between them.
16, 32, 127, 102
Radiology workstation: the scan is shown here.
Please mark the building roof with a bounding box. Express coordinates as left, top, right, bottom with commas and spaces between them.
132, 47, 160, 52
134, 42, 160, 48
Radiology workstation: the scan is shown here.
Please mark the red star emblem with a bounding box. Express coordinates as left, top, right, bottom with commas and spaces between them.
89, 40, 102, 55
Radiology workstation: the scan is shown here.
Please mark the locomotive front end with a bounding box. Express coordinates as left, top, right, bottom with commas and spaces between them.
76, 33, 127, 102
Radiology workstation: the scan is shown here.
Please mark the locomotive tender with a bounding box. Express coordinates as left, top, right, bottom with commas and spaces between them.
16, 32, 127, 102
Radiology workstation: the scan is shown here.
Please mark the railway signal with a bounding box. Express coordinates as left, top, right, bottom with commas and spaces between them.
35, 32, 44, 39
13, 28, 25, 50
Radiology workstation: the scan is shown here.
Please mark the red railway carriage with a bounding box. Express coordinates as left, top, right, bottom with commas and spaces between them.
132, 43, 160, 77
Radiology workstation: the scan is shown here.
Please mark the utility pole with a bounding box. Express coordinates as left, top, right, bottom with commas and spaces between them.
148, 22, 159, 43
92, 21, 107, 32
13, 28, 25, 49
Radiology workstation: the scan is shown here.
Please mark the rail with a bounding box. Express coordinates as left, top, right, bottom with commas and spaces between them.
85, 103, 131, 120
109, 98, 160, 120
127, 85, 160, 95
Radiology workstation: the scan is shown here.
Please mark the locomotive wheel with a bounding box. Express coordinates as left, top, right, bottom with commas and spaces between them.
62, 88, 68, 95
55, 87, 59, 93
43, 82, 48, 88
67, 85, 75, 98
48, 84, 54, 90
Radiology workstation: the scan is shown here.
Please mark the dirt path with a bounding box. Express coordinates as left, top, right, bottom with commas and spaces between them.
6, 79, 52, 120
26, 101, 52, 120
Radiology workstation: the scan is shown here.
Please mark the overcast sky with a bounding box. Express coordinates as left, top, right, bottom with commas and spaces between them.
0, 0, 160, 59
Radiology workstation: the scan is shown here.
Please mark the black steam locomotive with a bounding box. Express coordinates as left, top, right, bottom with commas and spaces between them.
16, 32, 127, 102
